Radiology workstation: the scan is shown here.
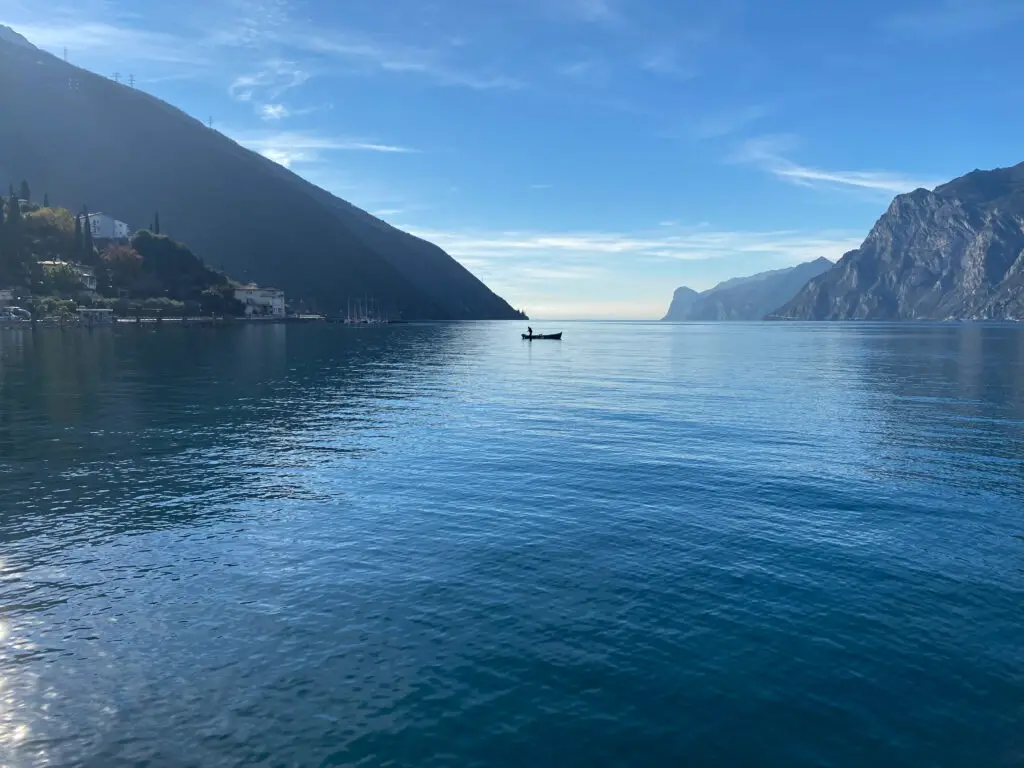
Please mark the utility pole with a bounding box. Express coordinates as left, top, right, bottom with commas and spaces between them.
208, 116, 213, 129
63, 47, 68, 62
128, 74, 135, 88
112, 72, 121, 84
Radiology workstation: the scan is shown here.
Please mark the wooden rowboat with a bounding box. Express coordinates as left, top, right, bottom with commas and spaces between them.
522, 332, 562, 340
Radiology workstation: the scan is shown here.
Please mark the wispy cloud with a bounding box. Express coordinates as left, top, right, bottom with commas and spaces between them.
885, 0, 1024, 39
295, 33, 524, 90
5, 19, 207, 65
205, 0, 294, 47
689, 105, 768, 140
4, 1, 524, 92
401, 224, 862, 266
556, 58, 612, 86
639, 48, 695, 79
230, 130, 418, 168
229, 60, 315, 120
229, 60, 309, 102
731, 135, 942, 195
566, 0, 620, 25
260, 104, 289, 121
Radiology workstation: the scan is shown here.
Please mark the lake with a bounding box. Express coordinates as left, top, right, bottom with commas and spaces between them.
1, 321, 1022, 767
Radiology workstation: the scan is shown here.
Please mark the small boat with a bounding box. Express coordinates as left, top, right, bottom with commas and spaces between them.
522, 332, 562, 340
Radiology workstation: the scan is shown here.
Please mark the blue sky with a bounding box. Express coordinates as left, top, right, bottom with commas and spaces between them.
4, 0, 1024, 318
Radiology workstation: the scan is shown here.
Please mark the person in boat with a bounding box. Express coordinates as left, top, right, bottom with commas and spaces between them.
527, 326, 533, 337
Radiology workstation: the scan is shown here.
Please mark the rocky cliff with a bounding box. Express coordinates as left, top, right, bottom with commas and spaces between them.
662, 258, 833, 321
662, 287, 700, 321
771, 162, 1024, 320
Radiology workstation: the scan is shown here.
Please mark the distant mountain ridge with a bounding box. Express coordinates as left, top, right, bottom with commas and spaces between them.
662, 258, 833, 321
0, 28, 524, 320
773, 162, 1024, 320
0, 25, 34, 49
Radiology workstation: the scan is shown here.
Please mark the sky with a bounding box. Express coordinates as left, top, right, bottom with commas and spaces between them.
3, 0, 1024, 318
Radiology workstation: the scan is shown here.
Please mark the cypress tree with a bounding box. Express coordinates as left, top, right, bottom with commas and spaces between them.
74, 214, 83, 258
0, 196, 6, 280
5, 193, 24, 284
82, 207, 94, 260
154, 210, 160, 235
43, 192, 50, 208
7, 193, 22, 227
18, 180, 29, 203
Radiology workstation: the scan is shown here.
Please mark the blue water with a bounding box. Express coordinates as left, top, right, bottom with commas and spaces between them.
1, 322, 1022, 767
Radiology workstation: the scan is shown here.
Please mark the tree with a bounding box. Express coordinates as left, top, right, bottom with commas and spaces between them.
24, 207, 75, 259
43, 193, 50, 208
0, 195, 5, 278
74, 214, 83, 258
154, 210, 160, 235
25, 207, 74, 232
102, 244, 143, 291
200, 284, 245, 316
6, 194, 20, 224
1, 193, 30, 286
128, 229, 233, 303
81, 207, 95, 262
19, 180, 30, 203
6, 193, 22, 233
42, 263, 84, 296
95, 259, 113, 297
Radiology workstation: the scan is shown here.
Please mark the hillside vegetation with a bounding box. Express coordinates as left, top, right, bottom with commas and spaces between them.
0, 30, 525, 320
1, 183, 243, 317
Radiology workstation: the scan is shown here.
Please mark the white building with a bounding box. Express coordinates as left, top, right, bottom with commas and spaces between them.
87, 213, 130, 241
235, 285, 286, 317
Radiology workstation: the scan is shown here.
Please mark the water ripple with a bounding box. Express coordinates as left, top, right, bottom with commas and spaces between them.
0, 322, 1023, 767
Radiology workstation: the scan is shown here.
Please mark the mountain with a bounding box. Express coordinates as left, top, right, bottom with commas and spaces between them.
0, 25, 34, 49
661, 258, 833, 321
662, 286, 699, 321
0, 28, 524, 320
771, 162, 1024, 320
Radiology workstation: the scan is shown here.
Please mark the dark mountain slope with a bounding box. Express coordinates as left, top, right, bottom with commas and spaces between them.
662, 258, 832, 321
0, 31, 523, 319
772, 162, 1024, 320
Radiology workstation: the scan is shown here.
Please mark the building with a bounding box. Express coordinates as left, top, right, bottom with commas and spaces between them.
39, 261, 98, 293
0, 288, 14, 307
78, 266, 98, 292
234, 285, 286, 317
87, 213, 130, 241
